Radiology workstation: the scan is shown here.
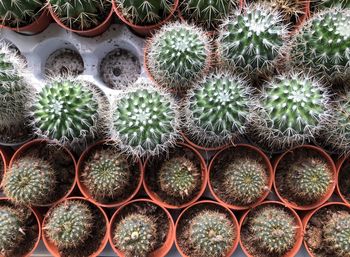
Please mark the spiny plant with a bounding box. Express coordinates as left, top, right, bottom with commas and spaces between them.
81, 148, 131, 198
188, 210, 235, 257
112, 79, 180, 157
183, 72, 251, 147
44, 200, 93, 249
317, 0, 350, 9
113, 213, 157, 257
146, 22, 211, 90
158, 156, 200, 199
2, 155, 56, 205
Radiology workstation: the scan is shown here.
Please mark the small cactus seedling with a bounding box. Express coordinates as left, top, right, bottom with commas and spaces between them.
113, 213, 157, 257
146, 22, 211, 90
158, 156, 200, 199
188, 210, 235, 257
317, 0, 350, 9
44, 200, 93, 249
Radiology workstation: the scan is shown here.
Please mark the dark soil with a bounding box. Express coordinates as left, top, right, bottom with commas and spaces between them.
338, 159, 350, 202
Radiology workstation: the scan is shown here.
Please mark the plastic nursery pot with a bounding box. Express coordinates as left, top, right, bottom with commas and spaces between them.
42, 196, 109, 257
175, 200, 240, 257
7, 139, 77, 207
240, 201, 303, 257
335, 155, 350, 205
0, 197, 42, 257
143, 142, 207, 209
180, 131, 232, 152
208, 144, 273, 210
109, 198, 175, 257
273, 145, 336, 211
112, 0, 179, 37
76, 140, 143, 208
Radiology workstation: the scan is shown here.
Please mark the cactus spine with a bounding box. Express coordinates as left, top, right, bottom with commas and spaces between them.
317, 0, 350, 9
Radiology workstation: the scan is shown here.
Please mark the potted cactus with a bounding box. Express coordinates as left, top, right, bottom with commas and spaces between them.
336, 155, 350, 205
109, 199, 174, 257
240, 201, 303, 257
208, 144, 273, 210
175, 200, 239, 257
42, 197, 108, 257
143, 143, 207, 209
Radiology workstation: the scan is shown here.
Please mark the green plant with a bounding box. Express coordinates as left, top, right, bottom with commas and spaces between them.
317, 0, 350, 9
113, 213, 157, 257
2, 156, 56, 205
188, 210, 235, 257
146, 22, 211, 90
183, 72, 251, 147
112, 79, 180, 157
44, 200, 93, 249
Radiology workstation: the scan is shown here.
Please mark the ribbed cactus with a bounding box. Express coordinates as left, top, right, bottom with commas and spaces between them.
44, 200, 93, 249
113, 213, 157, 257
183, 72, 251, 147
188, 210, 235, 257
159, 156, 200, 199
82, 148, 130, 198
317, 0, 350, 9
2, 156, 56, 205
112, 79, 180, 157
146, 22, 211, 90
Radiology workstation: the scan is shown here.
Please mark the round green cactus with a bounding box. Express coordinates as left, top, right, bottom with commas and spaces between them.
146, 22, 211, 90
113, 213, 157, 257
159, 156, 200, 199
44, 200, 93, 249
317, 0, 350, 9
112, 79, 180, 157
0, 207, 24, 254
188, 210, 235, 257
183, 72, 251, 147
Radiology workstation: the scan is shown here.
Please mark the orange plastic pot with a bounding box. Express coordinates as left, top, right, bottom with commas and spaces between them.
0, 146, 8, 186
335, 155, 350, 205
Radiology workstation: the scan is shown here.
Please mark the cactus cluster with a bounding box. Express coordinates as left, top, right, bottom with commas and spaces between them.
146, 22, 211, 90
113, 213, 157, 257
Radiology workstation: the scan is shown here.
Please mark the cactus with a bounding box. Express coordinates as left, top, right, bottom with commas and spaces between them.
112, 79, 180, 157
44, 200, 93, 249
81, 148, 131, 198
317, 0, 350, 9
158, 156, 200, 199
146, 22, 211, 90
183, 72, 251, 147
48, 0, 111, 30
113, 213, 157, 257
222, 157, 268, 206
2, 156, 56, 205
188, 210, 235, 257
0, 0, 44, 28
257, 0, 306, 23
114, 0, 174, 25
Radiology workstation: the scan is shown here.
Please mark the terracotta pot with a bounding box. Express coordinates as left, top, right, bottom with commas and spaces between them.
42, 196, 109, 257
112, 0, 179, 37
208, 144, 273, 210
180, 131, 232, 152
273, 145, 336, 211
48, 4, 113, 37
240, 201, 303, 257
175, 200, 240, 257
335, 155, 350, 205
109, 198, 175, 257
143, 142, 207, 209
76, 140, 143, 208
7, 139, 77, 207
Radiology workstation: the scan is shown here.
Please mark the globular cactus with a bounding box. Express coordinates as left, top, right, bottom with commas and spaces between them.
113, 213, 157, 257
146, 22, 211, 90
2, 156, 56, 205
317, 0, 350, 9
183, 72, 252, 147
112, 79, 180, 157
188, 210, 235, 257
222, 157, 268, 206
44, 200, 93, 249
81, 148, 131, 198
158, 156, 200, 199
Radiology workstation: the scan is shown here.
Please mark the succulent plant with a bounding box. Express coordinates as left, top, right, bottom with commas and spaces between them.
317, 0, 350, 9
188, 210, 235, 257
146, 22, 211, 90
2, 156, 56, 205
158, 156, 200, 199
183, 72, 251, 147
112, 79, 180, 157
82, 148, 131, 198
48, 0, 111, 30
44, 200, 93, 249
113, 213, 157, 257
